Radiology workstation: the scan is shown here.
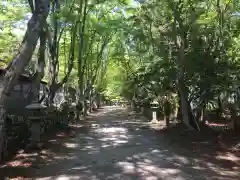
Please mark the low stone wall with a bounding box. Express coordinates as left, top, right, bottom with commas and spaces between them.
1, 104, 77, 161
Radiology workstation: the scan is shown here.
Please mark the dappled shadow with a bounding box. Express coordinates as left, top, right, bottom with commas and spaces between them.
0, 122, 91, 179
154, 121, 240, 178
1, 106, 239, 179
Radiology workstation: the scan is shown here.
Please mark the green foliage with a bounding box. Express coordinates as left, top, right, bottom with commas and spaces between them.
2, 0, 240, 108
0, 0, 29, 64
115, 0, 240, 110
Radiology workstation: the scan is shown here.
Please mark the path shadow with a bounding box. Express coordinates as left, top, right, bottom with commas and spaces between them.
0, 120, 92, 179
1, 107, 239, 180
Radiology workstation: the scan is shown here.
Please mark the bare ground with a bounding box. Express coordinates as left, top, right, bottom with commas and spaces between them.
0, 106, 239, 180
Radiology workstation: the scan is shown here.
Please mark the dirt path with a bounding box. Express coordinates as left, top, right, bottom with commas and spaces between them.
0, 106, 239, 180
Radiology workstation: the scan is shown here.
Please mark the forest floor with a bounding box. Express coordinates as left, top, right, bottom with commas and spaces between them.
0, 106, 239, 180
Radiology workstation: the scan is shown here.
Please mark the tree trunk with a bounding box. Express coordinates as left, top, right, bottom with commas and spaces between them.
217, 96, 222, 119
48, 0, 60, 106
27, 29, 46, 102
171, 1, 199, 131
163, 98, 171, 127
89, 89, 93, 112
96, 92, 101, 108
177, 96, 182, 122
197, 101, 207, 124
77, 0, 87, 118
229, 104, 238, 131
47, 23, 76, 106
178, 70, 196, 130
0, 0, 50, 161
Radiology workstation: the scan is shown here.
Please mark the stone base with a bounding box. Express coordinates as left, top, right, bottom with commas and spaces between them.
29, 121, 41, 147
60, 115, 69, 127
150, 119, 159, 124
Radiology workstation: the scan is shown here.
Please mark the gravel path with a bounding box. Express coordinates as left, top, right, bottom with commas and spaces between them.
1, 106, 239, 180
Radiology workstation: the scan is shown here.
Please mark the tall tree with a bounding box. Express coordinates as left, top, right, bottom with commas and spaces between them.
0, 0, 50, 161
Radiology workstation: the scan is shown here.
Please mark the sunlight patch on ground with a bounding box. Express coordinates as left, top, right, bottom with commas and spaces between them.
81, 145, 99, 151
138, 162, 181, 176
53, 155, 76, 160
114, 148, 192, 179
116, 162, 135, 174
148, 121, 166, 130
48, 139, 58, 143
55, 175, 82, 180
116, 160, 185, 180
167, 155, 189, 165
216, 152, 240, 163
201, 161, 240, 177
93, 126, 130, 147
68, 124, 84, 128
56, 132, 67, 137
4, 160, 32, 168
151, 149, 161, 153
95, 127, 128, 134
99, 134, 129, 145
63, 142, 79, 148
70, 166, 88, 170
192, 166, 206, 170
54, 173, 99, 180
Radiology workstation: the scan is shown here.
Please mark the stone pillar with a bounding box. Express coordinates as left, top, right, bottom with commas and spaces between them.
60, 102, 69, 126
135, 101, 141, 113
69, 102, 76, 123
25, 103, 47, 148
29, 117, 41, 146
85, 100, 90, 115
151, 100, 159, 123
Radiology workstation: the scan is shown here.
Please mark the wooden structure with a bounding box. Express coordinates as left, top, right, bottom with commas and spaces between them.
0, 68, 47, 114
0, 67, 79, 156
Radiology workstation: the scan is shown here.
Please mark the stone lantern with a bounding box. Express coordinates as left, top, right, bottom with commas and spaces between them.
150, 100, 159, 123
69, 102, 77, 122
84, 100, 90, 114
134, 100, 141, 113
25, 103, 47, 147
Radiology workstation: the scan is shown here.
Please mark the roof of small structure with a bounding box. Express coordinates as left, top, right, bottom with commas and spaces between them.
0, 68, 47, 84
